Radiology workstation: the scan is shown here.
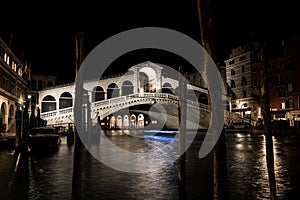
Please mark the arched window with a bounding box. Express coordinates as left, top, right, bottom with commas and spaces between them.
59, 92, 73, 109
42, 95, 56, 112
92, 86, 105, 102
122, 80, 134, 96
139, 72, 150, 93
107, 83, 119, 99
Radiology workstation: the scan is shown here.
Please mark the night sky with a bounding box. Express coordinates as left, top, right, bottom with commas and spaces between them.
0, 0, 299, 85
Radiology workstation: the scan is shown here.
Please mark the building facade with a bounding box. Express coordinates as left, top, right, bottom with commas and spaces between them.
0, 37, 29, 133
37, 61, 210, 128
268, 35, 300, 122
225, 35, 300, 125
225, 43, 261, 123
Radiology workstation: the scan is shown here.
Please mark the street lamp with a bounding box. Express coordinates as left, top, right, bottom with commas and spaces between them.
27, 94, 32, 115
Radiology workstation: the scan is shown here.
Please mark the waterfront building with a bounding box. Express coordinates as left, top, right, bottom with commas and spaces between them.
225, 35, 300, 125
0, 37, 29, 133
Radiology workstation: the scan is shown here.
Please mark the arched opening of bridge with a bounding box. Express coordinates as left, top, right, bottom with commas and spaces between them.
116, 115, 122, 129
162, 82, 173, 94
92, 86, 105, 102
139, 67, 157, 93
130, 114, 136, 129
59, 92, 73, 109
198, 93, 209, 105
123, 115, 129, 129
107, 83, 120, 99
110, 116, 116, 129
42, 95, 56, 112
122, 80, 134, 96
137, 114, 144, 128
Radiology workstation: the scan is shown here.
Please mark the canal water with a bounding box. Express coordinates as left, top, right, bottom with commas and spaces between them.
0, 131, 300, 200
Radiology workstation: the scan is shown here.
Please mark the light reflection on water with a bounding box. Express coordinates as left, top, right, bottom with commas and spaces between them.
0, 131, 299, 199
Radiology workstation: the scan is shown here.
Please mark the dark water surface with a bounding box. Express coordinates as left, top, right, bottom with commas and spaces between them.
0, 131, 300, 200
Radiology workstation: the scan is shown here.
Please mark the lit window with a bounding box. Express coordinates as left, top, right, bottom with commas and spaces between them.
6, 55, 10, 65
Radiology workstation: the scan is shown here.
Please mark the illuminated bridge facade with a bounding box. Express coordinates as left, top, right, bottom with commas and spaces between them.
37, 61, 233, 130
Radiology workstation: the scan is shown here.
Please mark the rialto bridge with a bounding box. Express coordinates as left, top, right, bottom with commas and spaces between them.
37, 61, 233, 130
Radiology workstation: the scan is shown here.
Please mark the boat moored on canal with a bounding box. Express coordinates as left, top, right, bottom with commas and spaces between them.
27, 127, 61, 151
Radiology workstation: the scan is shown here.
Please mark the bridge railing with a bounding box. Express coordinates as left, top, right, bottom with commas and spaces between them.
90, 92, 211, 114
110, 96, 127, 104
41, 92, 212, 122
59, 107, 73, 115
41, 107, 74, 119
41, 110, 58, 118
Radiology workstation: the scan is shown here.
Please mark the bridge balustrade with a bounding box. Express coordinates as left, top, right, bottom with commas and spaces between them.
41, 110, 58, 118
59, 107, 73, 115
40, 92, 214, 126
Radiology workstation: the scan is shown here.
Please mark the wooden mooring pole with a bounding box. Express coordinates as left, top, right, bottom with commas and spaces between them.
72, 31, 84, 200
178, 65, 187, 199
